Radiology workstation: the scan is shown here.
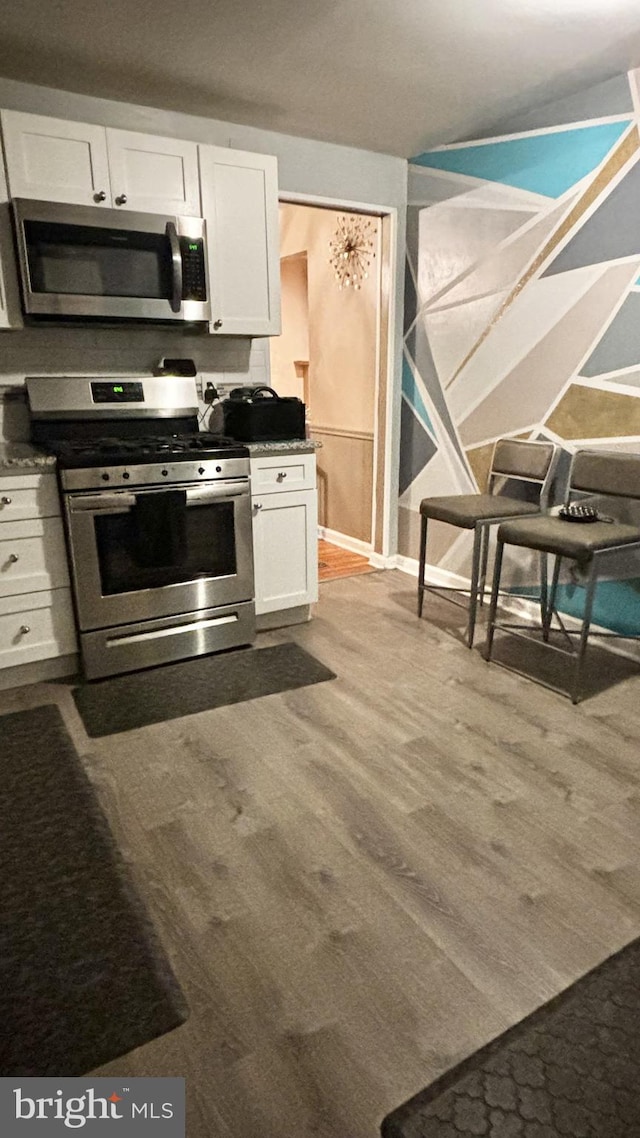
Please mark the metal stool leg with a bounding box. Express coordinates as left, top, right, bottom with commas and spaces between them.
468, 524, 484, 648
417, 513, 428, 617
478, 523, 490, 608
572, 560, 598, 704
543, 554, 562, 641
484, 538, 504, 661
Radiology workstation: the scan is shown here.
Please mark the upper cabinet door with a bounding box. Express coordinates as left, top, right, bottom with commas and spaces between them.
106, 129, 201, 216
199, 146, 281, 336
0, 143, 22, 329
1, 111, 111, 206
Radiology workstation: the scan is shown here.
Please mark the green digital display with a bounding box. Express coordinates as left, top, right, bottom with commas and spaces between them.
113, 385, 124, 393
188, 243, 199, 251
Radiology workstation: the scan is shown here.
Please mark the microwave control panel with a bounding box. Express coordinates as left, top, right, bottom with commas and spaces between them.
179, 237, 207, 301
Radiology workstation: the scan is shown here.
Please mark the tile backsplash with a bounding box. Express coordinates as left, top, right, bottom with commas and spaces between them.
0, 327, 271, 440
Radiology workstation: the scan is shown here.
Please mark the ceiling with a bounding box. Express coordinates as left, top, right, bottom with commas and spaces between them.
2, 0, 640, 157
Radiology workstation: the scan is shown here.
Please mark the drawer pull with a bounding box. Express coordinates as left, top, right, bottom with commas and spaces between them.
254, 502, 263, 510
19, 625, 30, 635
277, 471, 288, 481
1, 496, 11, 505
8, 552, 19, 563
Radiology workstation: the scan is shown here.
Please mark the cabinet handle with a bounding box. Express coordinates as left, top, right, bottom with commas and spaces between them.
1, 496, 11, 505
115, 193, 128, 206
254, 503, 263, 510
277, 471, 288, 481
93, 190, 107, 203
19, 625, 30, 635
213, 319, 223, 330
8, 552, 19, 563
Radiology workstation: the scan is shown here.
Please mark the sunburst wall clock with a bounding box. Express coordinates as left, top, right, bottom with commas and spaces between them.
328, 215, 376, 290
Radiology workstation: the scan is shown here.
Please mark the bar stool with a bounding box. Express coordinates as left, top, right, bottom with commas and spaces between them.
484, 449, 640, 703
417, 438, 559, 647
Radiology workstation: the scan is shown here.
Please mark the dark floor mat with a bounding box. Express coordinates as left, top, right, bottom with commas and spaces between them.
73, 641, 336, 737
381, 936, 640, 1138
0, 704, 188, 1075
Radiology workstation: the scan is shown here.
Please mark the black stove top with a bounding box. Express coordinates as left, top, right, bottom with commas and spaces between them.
48, 433, 249, 469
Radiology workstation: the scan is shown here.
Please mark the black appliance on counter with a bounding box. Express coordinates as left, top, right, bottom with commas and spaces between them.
222, 385, 306, 442
26, 375, 255, 681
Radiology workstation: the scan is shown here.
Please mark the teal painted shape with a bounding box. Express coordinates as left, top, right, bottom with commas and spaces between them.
402, 354, 434, 435
512, 578, 640, 636
411, 121, 631, 198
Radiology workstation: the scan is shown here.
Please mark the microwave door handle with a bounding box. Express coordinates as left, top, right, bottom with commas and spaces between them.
166, 221, 183, 313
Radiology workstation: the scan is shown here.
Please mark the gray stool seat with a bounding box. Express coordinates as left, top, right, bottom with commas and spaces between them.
421, 494, 541, 528
417, 438, 559, 648
498, 514, 640, 565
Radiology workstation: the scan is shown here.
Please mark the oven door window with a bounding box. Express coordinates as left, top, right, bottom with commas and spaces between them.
23, 219, 172, 300
95, 495, 237, 594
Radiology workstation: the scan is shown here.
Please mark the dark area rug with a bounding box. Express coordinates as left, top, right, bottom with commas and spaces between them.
0, 704, 188, 1075
73, 641, 336, 737
381, 936, 640, 1138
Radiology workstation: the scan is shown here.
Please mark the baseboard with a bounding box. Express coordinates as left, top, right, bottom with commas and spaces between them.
394, 555, 468, 589
318, 526, 373, 558
0, 653, 79, 692
256, 604, 311, 631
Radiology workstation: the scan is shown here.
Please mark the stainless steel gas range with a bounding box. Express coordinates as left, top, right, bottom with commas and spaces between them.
26, 375, 255, 680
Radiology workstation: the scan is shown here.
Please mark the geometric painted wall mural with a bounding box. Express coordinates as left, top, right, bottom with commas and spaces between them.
400, 69, 640, 635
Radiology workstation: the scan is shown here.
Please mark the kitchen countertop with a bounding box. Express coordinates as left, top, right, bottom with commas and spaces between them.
0, 437, 322, 471
245, 439, 322, 456
0, 442, 57, 472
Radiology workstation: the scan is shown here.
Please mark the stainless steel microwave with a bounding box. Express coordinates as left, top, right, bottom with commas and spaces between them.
12, 198, 211, 325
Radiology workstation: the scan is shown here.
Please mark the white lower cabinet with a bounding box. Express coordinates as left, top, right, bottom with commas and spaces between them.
0, 589, 76, 668
0, 517, 69, 595
250, 454, 318, 616
0, 471, 77, 671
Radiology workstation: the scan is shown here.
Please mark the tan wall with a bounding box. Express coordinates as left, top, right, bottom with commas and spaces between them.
313, 426, 374, 544
269, 253, 309, 400
273, 203, 380, 544
276, 203, 379, 436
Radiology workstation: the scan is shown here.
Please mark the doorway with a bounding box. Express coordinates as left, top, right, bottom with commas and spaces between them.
269, 201, 383, 581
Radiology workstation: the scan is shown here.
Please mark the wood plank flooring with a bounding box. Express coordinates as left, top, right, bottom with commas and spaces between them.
1, 569, 640, 1137
318, 539, 375, 581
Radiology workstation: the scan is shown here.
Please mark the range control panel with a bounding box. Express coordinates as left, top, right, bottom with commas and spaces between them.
91, 381, 145, 403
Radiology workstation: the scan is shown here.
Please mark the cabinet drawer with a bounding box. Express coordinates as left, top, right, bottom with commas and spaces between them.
251, 454, 316, 495
0, 473, 61, 521
0, 517, 70, 597
0, 588, 77, 668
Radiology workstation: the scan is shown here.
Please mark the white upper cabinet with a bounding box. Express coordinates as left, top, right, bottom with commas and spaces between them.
0, 144, 22, 328
199, 145, 281, 336
1, 111, 112, 206
105, 129, 201, 215
1, 112, 200, 216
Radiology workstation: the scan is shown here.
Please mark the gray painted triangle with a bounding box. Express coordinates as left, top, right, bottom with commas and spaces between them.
543, 155, 640, 277
399, 399, 437, 495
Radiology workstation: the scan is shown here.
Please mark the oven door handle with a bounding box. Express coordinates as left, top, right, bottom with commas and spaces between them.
166, 221, 183, 314
68, 482, 249, 513
185, 483, 249, 504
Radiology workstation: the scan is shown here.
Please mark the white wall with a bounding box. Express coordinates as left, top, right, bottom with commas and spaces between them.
0, 76, 407, 551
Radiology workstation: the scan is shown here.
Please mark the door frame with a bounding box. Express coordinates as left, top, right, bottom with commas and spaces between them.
277, 190, 400, 562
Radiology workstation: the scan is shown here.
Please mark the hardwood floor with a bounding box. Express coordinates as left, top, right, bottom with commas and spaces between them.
318, 538, 375, 581
2, 569, 640, 1137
